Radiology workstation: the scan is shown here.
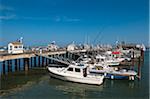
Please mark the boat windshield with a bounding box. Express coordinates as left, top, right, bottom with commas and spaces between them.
77, 64, 84, 67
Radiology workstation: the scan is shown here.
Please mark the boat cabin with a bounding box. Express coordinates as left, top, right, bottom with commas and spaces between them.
66, 64, 88, 77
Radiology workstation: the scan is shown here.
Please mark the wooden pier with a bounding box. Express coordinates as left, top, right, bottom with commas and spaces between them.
0, 49, 87, 75
0, 48, 144, 75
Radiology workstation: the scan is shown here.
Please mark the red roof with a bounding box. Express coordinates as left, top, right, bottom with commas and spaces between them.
112, 51, 120, 54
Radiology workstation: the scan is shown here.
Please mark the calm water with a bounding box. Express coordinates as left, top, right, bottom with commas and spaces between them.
0, 51, 149, 99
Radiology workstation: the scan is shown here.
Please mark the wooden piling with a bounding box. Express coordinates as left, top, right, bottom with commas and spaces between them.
38, 56, 41, 67
7, 60, 10, 72
2, 61, 5, 74
46, 58, 48, 66
132, 51, 135, 70
30, 57, 33, 68
34, 57, 36, 67
42, 57, 44, 66
49, 55, 51, 64
14, 59, 18, 71
7, 60, 12, 72
24, 58, 29, 71
138, 57, 141, 79
18, 59, 21, 70
9, 60, 12, 72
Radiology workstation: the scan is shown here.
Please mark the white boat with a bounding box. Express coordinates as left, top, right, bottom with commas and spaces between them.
47, 64, 104, 85
89, 63, 137, 80
95, 55, 120, 66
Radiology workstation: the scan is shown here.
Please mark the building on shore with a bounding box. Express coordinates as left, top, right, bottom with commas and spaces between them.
47, 41, 59, 51
67, 42, 77, 51
8, 41, 24, 54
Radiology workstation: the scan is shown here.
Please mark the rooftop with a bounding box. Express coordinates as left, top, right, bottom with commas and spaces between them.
9, 41, 23, 45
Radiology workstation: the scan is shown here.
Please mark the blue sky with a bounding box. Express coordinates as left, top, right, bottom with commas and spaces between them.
0, 0, 149, 46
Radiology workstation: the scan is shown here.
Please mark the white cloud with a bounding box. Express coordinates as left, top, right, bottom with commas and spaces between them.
0, 15, 16, 20
21, 16, 50, 20
0, 5, 14, 11
54, 16, 80, 22
0, 5, 15, 20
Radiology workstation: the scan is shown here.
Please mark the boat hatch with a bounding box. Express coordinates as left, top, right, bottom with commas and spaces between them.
67, 67, 73, 71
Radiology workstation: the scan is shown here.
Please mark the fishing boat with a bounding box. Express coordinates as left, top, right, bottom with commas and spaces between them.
89, 63, 137, 80
47, 64, 104, 85
95, 55, 120, 66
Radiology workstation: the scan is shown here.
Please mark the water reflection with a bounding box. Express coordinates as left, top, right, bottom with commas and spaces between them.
0, 68, 46, 97
48, 77, 103, 98
106, 79, 136, 89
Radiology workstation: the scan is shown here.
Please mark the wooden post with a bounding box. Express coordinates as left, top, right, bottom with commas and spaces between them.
15, 59, 18, 71
18, 59, 21, 70
9, 60, 12, 72
138, 57, 141, 79
23, 58, 25, 70
132, 51, 134, 70
2, 61, 5, 74
7, 60, 12, 72
46, 58, 48, 66
49, 55, 51, 64
24, 58, 29, 71
34, 57, 36, 67
7, 60, 10, 72
30, 57, 33, 68
38, 56, 41, 67
42, 57, 44, 66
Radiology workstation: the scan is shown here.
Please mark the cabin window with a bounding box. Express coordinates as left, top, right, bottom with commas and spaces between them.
19, 46, 22, 48
14, 46, 18, 48
10, 46, 12, 50
101, 59, 104, 61
75, 68, 80, 72
97, 59, 100, 62
67, 67, 73, 71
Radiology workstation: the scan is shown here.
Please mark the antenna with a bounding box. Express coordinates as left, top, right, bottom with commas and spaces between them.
19, 37, 23, 43
93, 27, 106, 45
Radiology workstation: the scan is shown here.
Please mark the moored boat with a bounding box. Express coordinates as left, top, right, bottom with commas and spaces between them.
47, 64, 104, 85
89, 63, 137, 80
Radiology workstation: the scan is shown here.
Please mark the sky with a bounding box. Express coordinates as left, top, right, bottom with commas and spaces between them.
0, 0, 149, 47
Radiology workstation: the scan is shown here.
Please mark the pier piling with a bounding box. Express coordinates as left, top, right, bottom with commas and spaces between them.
30, 57, 33, 68
18, 59, 21, 70
138, 57, 141, 80
38, 56, 41, 67
42, 57, 44, 66
15, 59, 18, 71
45, 58, 48, 66
34, 57, 36, 67
24, 58, 29, 71
7, 60, 12, 72
2, 61, 5, 74
132, 51, 135, 70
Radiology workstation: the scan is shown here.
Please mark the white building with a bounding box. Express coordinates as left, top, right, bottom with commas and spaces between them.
8, 41, 24, 54
47, 41, 59, 51
83, 44, 90, 50
67, 43, 76, 51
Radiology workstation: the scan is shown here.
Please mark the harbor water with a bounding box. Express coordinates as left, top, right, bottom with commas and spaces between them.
0, 51, 149, 99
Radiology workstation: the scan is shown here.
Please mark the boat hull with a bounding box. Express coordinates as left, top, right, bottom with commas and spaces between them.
48, 67, 104, 85
90, 69, 136, 80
